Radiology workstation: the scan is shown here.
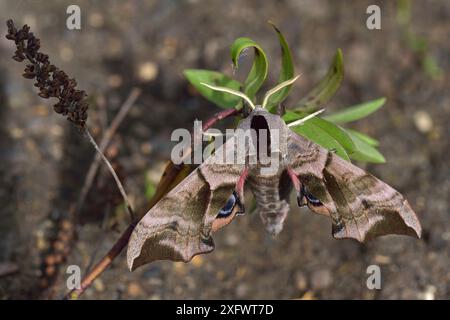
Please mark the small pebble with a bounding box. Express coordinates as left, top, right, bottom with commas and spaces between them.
159, 37, 178, 59
418, 285, 436, 300
59, 46, 74, 62
413, 111, 433, 133
34, 104, 49, 116
127, 282, 144, 297
173, 262, 187, 275
50, 125, 64, 137
88, 13, 104, 28
53, 240, 65, 251
235, 283, 249, 297
108, 74, 123, 88
300, 291, 316, 300
311, 269, 333, 290
138, 62, 158, 82
10, 127, 24, 139
191, 255, 204, 267
294, 271, 308, 291
140, 142, 153, 155
45, 265, 56, 277
44, 255, 56, 266
216, 270, 225, 281
61, 219, 73, 231
225, 233, 239, 246
236, 267, 248, 279
374, 255, 391, 265
94, 279, 105, 292
106, 145, 119, 158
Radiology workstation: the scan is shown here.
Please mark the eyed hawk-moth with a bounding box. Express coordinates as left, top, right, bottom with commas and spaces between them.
127, 79, 421, 271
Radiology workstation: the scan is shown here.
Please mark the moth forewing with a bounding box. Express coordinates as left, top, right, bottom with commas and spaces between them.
286, 129, 421, 242
128, 94, 421, 271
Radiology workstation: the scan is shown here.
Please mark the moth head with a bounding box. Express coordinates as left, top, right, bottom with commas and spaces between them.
200, 77, 324, 129
200, 75, 300, 111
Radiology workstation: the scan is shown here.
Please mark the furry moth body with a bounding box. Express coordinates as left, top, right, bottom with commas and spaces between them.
127, 82, 421, 271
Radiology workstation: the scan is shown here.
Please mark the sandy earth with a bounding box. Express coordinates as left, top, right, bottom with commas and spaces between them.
0, 0, 449, 299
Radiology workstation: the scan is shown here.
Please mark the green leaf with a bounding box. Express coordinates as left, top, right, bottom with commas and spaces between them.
324, 97, 386, 124
284, 111, 350, 161
144, 175, 157, 200
346, 129, 385, 163
423, 54, 443, 80
346, 129, 379, 147
230, 37, 268, 101
265, 22, 295, 109
289, 111, 356, 153
295, 49, 344, 111
184, 69, 242, 109
396, 0, 412, 27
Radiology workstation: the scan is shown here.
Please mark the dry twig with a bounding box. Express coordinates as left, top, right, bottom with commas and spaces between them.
64, 108, 240, 299
74, 89, 141, 220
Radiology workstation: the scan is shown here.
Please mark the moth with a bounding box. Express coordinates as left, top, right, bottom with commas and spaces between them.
127, 76, 421, 271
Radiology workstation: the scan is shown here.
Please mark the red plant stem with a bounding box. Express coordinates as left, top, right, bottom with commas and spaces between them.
202, 108, 239, 130
64, 107, 240, 299
64, 224, 135, 300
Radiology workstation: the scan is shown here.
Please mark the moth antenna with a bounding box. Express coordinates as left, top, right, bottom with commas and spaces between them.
262, 75, 301, 109
200, 82, 255, 110
287, 108, 325, 127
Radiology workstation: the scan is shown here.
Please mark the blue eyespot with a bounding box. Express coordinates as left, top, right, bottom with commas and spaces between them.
217, 192, 238, 218
301, 185, 322, 206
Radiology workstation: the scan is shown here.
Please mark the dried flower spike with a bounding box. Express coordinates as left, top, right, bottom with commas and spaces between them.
5, 19, 88, 128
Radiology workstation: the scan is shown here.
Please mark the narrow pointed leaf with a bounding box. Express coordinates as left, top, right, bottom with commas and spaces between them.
284, 111, 356, 154
297, 111, 356, 153
265, 22, 295, 109
184, 69, 242, 109
295, 49, 344, 111
284, 111, 350, 161
324, 97, 386, 124
346, 129, 379, 147
346, 129, 386, 163
230, 37, 268, 101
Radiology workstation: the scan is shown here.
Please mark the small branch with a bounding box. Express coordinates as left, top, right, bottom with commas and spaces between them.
202, 108, 240, 131
84, 204, 111, 275
84, 127, 135, 221
75, 88, 141, 218
44, 89, 140, 299
64, 107, 240, 300
64, 223, 135, 300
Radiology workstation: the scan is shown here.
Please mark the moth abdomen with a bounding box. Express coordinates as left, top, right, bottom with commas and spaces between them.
248, 174, 291, 236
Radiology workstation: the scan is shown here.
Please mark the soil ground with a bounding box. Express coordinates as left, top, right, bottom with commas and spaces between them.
0, 0, 449, 299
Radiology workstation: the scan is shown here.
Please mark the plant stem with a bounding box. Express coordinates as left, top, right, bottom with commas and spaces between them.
75, 88, 141, 219
64, 107, 240, 299
64, 223, 135, 300
84, 127, 135, 221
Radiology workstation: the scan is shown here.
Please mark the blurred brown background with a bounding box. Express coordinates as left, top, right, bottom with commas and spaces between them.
0, 0, 449, 299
